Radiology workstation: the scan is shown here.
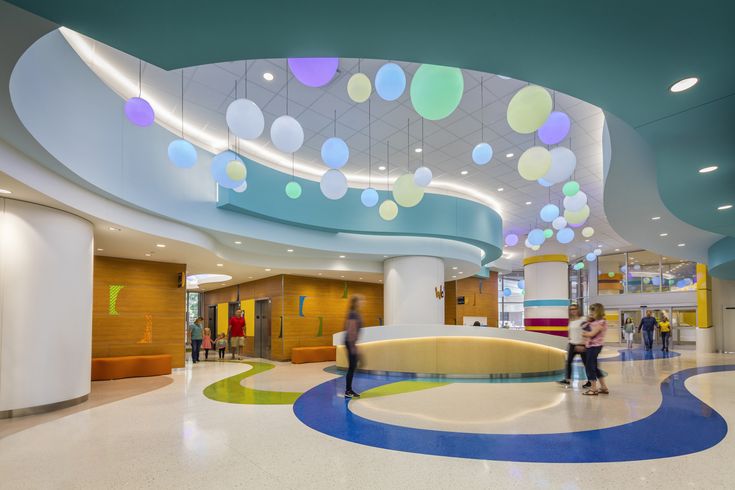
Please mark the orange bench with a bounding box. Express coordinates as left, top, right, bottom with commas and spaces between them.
291, 346, 336, 364
91, 354, 172, 381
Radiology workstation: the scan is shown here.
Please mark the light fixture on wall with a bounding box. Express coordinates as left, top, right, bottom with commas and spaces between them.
124, 60, 155, 127
168, 69, 198, 168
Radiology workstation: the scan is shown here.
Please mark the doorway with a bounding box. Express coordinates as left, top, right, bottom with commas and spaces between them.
254, 299, 271, 359
723, 307, 735, 354
208, 305, 217, 337
621, 310, 642, 344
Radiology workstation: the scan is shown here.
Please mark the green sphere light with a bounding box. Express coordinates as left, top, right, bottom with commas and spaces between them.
285, 181, 302, 199
410, 64, 464, 121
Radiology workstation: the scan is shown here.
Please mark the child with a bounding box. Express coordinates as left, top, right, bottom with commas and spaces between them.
201, 326, 213, 360
215, 333, 227, 360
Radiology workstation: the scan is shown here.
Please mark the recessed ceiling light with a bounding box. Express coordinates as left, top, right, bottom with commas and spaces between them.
717, 204, 732, 211
677, 243, 686, 247
615, 248, 620, 252
452, 266, 458, 270
145, 253, 152, 257
461, 170, 469, 175
0, 189, 11, 194
459, 272, 464, 274
265, 268, 271, 271
699, 166, 718, 174
359, 277, 363, 280
506, 153, 514, 158
525, 201, 532, 205
379, 279, 383, 282
340, 275, 345, 278
339, 255, 346, 258
383, 255, 389, 258
156, 244, 166, 248
497, 187, 504, 192
108, 226, 121, 231
652, 216, 661, 220
248, 276, 253, 279
263, 72, 274, 81
378, 166, 386, 171
414, 148, 422, 153
585, 239, 590, 242
287, 249, 294, 253
234, 241, 242, 244
452, 275, 457, 278
659, 233, 668, 237
97, 248, 103, 251
669, 77, 698, 93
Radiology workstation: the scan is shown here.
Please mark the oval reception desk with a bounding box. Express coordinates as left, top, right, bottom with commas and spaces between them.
333, 326, 567, 377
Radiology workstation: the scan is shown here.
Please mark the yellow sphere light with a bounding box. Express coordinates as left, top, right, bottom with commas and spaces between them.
225, 159, 247, 181
564, 205, 590, 225
507, 85, 553, 134
379, 199, 399, 221
347, 73, 372, 103
582, 226, 595, 238
518, 146, 552, 181
392, 173, 425, 207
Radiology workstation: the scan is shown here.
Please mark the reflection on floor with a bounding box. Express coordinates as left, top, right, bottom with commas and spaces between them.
1, 347, 735, 488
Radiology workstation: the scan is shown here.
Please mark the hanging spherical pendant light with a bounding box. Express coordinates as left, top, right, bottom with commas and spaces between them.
410, 64, 464, 121
556, 227, 574, 244
540, 203, 560, 223
320, 169, 348, 200
528, 228, 546, 246
168, 139, 197, 168
564, 191, 588, 212
537, 111, 571, 145
271, 115, 304, 153
379, 199, 398, 221
563, 181, 581, 197
226, 99, 265, 139
211, 151, 246, 189
361, 188, 379, 207
582, 226, 595, 238
321, 137, 349, 169
347, 72, 372, 103
518, 146, 552, 181
506, 85, 552, 134
375, 62, 406, 101
285, 181, 302, 199
413, 166, 433, 187
472, 143, 493, 165
564, 205, 590, 225
288, 58, 339, 87
505, 233, 519, 247
552, 216, 567, 230
542, 147, 577, 184
126, 97, 154, 127
392, 174, 424, 207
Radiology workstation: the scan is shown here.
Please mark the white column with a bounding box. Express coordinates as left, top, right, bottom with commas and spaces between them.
384, 256, 444, 325
0, 199, 93, 415
523, 245, 570, 337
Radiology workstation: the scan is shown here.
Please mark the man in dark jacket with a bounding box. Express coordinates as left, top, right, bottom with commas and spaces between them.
638, 310, 658, 351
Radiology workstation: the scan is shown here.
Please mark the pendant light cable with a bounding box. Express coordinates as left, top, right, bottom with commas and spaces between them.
180, 69, 184, 138
368, 98, 372, 188
480, 76, 484, 141
138, 60, 142, 98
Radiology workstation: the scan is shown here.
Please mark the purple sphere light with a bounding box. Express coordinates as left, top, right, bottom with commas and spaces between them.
505, 233, 519, 247
537, 111, 571, 145
288, 58, 339, 87
124, 97, 155, 127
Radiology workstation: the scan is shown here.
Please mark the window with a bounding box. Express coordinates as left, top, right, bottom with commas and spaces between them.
187, 292, 201, 323
498, 271, 524, 329
627, 251, 661, 293
597, 253, 625, 295
591, 250, 698, 295
662, 259, 698, 292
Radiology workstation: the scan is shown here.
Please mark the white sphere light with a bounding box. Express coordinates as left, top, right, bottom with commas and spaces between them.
234, 181, 247, 193
524, 238, 534, 249
552, 216, 567, 230
270, 115, 304, 153
564, 191, 588, 212
542, 147, 577, 184
518, 146, 552, 181
321, 137, 349, 169
319, 169, 348, 200
361, 188, 379, 207
375, 63, 406, 101
472, 143, 493, 165
564, 205, 590, 225
506, 85, 553, 134
556, 227, 574, 244
540, 203, 560, 223
226, 98, 265, 139
392, 174, 424, 207
413, 166, 433, 187
379, 200, 399, 221
528, 228, 546, 246
594, 248, 602, 256
582, 226, 595, 238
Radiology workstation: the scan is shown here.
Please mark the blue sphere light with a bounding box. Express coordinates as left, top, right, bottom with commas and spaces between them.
361, 188, 379, 207
652, 276, 661, 286
167, 139, 197, 168
211, 151, 245, 189
556, 227, 574, 244
620, 265, 627, 273
538, 178, 553, 187
321, 137, 349, 169
472, 143, 493, 165
540, 203, 560, 222
505, 233, 519, 247
586, 252, 597, 262
676, 279, 686, 289
503, 287, 512, 297
517, 279, 525, 290
528, 228, 546, 246
375, 63, 406, 101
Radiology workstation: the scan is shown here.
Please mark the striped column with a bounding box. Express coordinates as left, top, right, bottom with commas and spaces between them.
523, 254, 570, 337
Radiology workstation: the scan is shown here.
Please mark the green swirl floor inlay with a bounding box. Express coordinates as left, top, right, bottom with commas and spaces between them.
359, 381, 449, 399
203, 362, 302, 405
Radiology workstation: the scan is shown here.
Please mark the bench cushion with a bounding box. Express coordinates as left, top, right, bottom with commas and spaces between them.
291, 346, 336, 364
91, 354, 172, 381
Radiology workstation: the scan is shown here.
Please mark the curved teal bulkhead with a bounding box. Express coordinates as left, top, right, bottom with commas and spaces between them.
218, 160, 503, 264
708, 237, 735, 280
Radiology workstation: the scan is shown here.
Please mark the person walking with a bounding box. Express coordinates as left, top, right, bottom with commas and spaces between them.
622, 317, 635, 349
557, 304, 590, 388
188, 316, 204, 364
201, 326, 213, 360
638, 310, 658, 351
659, 315, 672, 352
581, 303, 609, 396
344, 295, 364, 398
228, 309, 246, 360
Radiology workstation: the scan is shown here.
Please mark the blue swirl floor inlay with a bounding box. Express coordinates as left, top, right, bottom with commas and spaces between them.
294, 363, 733, 462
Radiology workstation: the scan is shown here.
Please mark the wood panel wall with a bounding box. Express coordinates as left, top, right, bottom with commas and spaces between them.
93, 257, 186, 367
444, 273, 499, 326
201, 275, 383, 361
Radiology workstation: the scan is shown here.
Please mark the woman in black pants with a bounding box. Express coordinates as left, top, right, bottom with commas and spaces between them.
344, 295, 363, 398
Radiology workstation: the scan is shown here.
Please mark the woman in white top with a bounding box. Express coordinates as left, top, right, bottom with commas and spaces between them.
558, 304, 590, 387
